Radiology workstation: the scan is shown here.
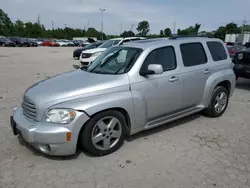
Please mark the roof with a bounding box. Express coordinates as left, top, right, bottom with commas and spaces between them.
110, 38, 123, 40
122, 37, 223, 50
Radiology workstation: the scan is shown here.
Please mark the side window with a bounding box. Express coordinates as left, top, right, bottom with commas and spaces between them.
180, 43, 207, 67
142, 46, 177, 71
207, 41, 227, 61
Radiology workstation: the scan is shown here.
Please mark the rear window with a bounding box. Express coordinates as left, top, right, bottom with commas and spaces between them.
180, 43, 207, 67
226, 42, 234, 46
207, 42, 227, 61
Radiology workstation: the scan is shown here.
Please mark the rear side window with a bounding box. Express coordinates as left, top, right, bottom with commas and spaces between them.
180, 43, 207, 67
142, 46, 176, 71
207, 42, 227, 61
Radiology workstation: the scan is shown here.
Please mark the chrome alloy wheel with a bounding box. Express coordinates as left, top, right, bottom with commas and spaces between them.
91, 116, 122, 151
214, 91, 228, 113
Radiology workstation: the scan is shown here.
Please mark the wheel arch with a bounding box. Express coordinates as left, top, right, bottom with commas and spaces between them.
202, 71, 235, 107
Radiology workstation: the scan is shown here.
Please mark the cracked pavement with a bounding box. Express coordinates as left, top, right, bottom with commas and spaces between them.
1, 47, 250, 188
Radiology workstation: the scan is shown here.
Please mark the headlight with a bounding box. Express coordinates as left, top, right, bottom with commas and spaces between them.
238, 53, 244, 60
45, 109, 77, 124
92, 52, 102, 57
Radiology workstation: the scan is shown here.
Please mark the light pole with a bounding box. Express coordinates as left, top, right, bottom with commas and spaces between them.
99, 8, 106, 40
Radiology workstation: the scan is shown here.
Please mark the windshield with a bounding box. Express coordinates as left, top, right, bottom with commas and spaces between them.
98, 40, 120, 48
85, 46, 142, 75
84, 42, 103, 50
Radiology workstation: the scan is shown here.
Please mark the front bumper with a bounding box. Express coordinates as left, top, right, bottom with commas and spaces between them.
234, 63, 250, 78
80, 57, 96, 66
12, 107, 90, 156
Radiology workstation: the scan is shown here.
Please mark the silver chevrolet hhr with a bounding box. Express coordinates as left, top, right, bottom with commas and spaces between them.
11, 37, 236, 156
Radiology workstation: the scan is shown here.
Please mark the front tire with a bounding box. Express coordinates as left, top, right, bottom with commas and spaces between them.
80, 110, 125, 156
204, 86, 229, 117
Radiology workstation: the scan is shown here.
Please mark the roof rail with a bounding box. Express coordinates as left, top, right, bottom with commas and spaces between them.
169, 35, 214, 39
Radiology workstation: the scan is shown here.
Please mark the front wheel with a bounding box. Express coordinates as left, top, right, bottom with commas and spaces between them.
80, 110, 125, 156
204, 86, 229, 117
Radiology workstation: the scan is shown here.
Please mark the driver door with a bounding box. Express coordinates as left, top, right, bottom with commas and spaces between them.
131, 46, 183, 122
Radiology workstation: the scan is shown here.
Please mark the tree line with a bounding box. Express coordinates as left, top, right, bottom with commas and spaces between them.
1, 8, 250, 40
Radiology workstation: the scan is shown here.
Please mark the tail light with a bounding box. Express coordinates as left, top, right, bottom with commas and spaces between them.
229, 49, 236, 55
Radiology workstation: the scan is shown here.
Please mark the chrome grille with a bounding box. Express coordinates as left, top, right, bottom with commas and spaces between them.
22, 96, 36, 121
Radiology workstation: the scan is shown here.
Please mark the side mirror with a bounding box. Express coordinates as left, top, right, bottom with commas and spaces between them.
140, 64, 163, 76
148, 64, 163, 74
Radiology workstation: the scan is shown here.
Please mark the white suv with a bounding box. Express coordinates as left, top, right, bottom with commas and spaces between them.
79, 37, 145, 67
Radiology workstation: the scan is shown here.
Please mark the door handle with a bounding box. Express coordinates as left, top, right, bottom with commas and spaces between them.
204, 69, 210, 74
169, 76, 179, 82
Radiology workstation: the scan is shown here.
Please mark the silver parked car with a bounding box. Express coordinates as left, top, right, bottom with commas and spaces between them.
11, 37, 236, 156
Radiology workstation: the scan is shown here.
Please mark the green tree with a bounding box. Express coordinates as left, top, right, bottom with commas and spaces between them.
214, 22, 241, 40
14, 20, 25, 37
177, 23, 201, 35
121, 31, 135, 37
164, 28, 172, 37
159, 30, 164, 37
136, 21, 150, 36
0, 8, 14, 36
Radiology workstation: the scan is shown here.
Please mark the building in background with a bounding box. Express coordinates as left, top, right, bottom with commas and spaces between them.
225, 32, 250, 44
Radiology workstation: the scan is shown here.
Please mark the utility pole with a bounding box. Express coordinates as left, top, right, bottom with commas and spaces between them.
173, 21, 176, 35
99, 8, 106, 40
37, 14, 41, 25
242, 16, 247, 34
64, 24, 67, 39
87, 20, 90, 30
120, 24, 123, 35
52, 20, 54, 30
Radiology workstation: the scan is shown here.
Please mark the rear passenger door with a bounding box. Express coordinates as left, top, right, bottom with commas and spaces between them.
180, 42, 211, 108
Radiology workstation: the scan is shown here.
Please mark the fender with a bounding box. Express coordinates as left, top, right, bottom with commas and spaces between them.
51, 91, 136, 130
202, 69, 236, 107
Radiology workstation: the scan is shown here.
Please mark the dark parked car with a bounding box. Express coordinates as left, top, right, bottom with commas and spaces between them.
233, 48, 250, 80
0, 38, 16, 47
73, 41, 104, 59
227, 45, 245, 59
24, 38, 38, 47
8, 37, 30, 47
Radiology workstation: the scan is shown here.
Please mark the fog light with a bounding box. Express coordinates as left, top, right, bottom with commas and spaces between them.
37, 144, 51, 153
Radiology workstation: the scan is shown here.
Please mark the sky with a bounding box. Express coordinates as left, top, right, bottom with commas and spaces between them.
1, 0, 250, 35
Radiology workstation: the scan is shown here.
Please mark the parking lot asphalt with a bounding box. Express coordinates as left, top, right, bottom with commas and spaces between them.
0, 47, 250, 188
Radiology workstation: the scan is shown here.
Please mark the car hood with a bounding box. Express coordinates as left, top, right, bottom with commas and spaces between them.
83, 48, 106, 54
241, 48, 250, 53
25, 70, 130, 106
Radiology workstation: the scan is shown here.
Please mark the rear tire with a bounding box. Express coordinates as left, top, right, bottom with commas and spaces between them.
204, 86, 229, 117
80, 110, 125, 156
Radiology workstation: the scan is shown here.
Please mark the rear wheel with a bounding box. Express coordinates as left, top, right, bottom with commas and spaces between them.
80, 110, 125, 156
204, 86, 229, 117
